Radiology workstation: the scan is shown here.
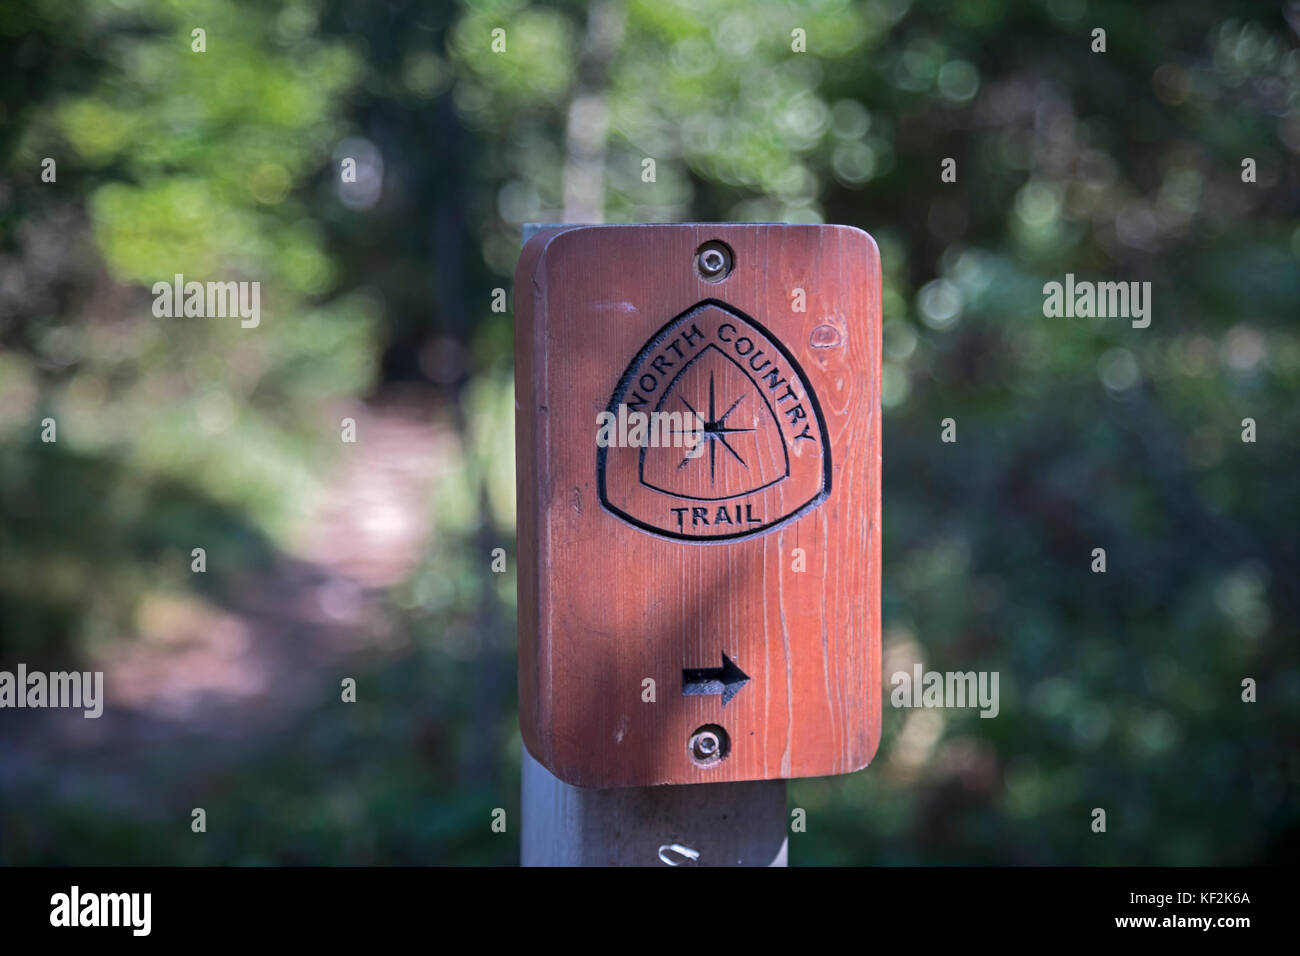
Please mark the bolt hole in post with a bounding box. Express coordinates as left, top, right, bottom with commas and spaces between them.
688, 723, 730, 767
657, 843, 701, 866
695, 240, 733, 282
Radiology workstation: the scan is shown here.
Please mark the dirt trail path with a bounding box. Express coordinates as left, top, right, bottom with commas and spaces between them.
1, 394, 452, 806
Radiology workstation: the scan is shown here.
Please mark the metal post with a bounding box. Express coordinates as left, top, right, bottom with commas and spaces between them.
521, 750, 787, 867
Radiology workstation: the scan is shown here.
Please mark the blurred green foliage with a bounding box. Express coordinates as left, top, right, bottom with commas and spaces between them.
1, 0, 1296, 865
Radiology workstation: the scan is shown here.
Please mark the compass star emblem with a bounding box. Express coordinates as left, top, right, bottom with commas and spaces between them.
675, 371, 754, 483
601, 300, 829, 540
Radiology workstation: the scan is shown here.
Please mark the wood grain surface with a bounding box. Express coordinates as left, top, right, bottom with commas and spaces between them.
515, 224, 880, 788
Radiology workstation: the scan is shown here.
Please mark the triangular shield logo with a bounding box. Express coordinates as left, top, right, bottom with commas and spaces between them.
598, 300, 830, 541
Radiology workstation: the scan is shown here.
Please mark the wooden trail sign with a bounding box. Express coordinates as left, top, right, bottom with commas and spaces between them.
515, 224, 881, 789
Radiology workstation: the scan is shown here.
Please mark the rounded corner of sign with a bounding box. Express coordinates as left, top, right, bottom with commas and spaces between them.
827, 744, 880, 781
521, 226, 590, 284
853, 719, 885, 774
521, 731, 578, 786
833, 224, 882, 265
858, 737, 884, 774
532, 224, 602, 259
518, 718, 544, 761
831, 222, 875, 244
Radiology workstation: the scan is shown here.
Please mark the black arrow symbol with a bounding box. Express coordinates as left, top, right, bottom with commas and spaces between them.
682, 653, 750, 707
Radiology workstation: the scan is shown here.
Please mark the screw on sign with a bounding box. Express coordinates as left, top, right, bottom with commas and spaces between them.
515, 224, 882, 861
695, 241, 733, 281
